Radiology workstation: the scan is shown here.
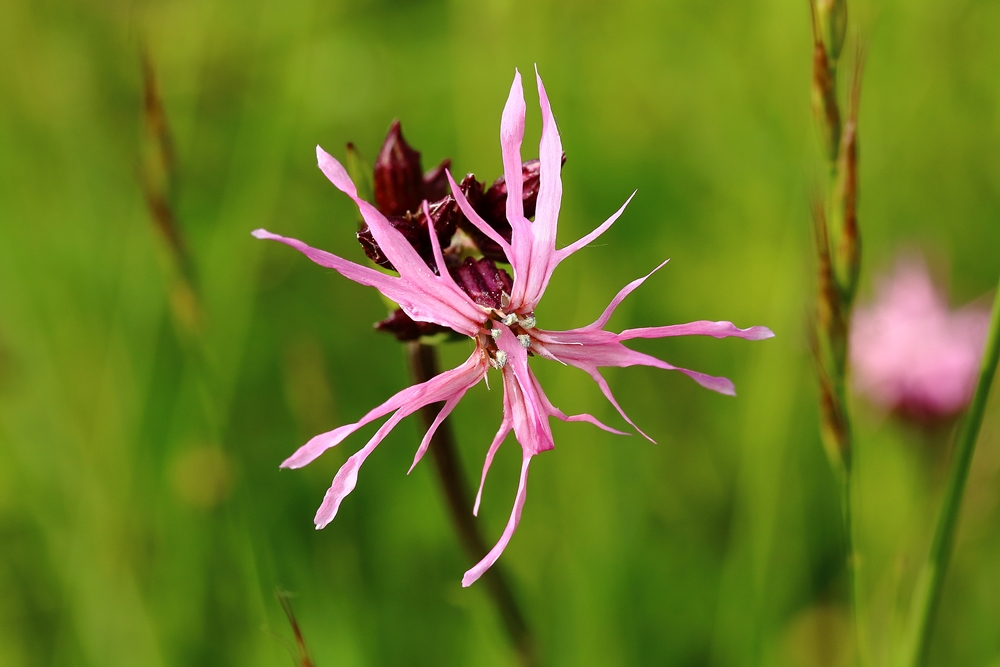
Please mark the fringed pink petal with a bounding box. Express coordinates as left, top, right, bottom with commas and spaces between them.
496, 326, 556, 456
284, 350, 487, 470
282, 414, 392, 470
421, 200, 472, 303
528, 367, 629, 436
317, 146, 433, 277
533, 66, 562, 259
588, 260, 670, 330
621, 321, 775, 341
634, 352, 738, 396
462, 454, 532, 587
253, 227, 480, 335
557, 411, 630, 435
546, 333, 738, 397
504, 68, 569, 313
508, 191, 638, 314
314, 410, 405, 528
500, 70, 527, 225
474, 410, 512, 516
408, 393, 465, 474
583, 366, 655, 443
309, 352, 488, 528
253, 228, 400, 302
555, 191, 636, 264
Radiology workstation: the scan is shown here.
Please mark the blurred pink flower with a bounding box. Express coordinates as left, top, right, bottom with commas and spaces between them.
254, 68, 773, 586
851, 256, 990, 422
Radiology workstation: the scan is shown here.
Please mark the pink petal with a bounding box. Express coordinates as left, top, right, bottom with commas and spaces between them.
308, 352, 488, 528
408, 393, 464, 474
421, 199, 473, 303
255, 227, 481, 336
474, 409, 513, 516
555, 191, 636, 264
318, 146, 420, 271
582, 366, 655, 442
462, 454, 532, 587
540, 331, 737, 397
495, 326, 556, 456
253, 228, 400, 302
532, 66, 562, 259
314, 410, 404, 528
317, 146, 437, 278
445, 169, 514, 258
528, 368, 629, 436
589, 260, 670, 330
282, 350, 487, 469
500, 70, 527, 225
508, 191, 637, 313
621, 321, 776, 341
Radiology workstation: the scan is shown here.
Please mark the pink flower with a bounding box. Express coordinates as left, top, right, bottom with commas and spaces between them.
851, 256, 990, 422
254, 68, 773, 587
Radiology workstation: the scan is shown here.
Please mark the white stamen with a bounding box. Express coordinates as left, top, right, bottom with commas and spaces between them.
517, 334, 532, 349
490, 327, 502, 340
502, 313, 517, 327
518, 315, 536, 329
494, 350, 508, 369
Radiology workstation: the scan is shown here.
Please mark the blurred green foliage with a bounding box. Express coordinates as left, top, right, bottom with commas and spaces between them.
1, 0, 999, 665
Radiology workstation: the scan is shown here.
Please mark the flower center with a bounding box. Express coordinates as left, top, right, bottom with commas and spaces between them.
478, 311, 538, 369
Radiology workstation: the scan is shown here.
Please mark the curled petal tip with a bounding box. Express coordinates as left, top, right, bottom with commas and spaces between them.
251, 228, 270, 239
757, 327, 777, 339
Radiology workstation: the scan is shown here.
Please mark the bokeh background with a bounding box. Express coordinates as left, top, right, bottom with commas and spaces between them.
1, 0, 999, 665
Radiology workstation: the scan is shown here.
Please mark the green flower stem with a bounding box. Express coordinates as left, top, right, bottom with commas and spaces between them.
904, 274, 1000, 667
407, 342, 538, 667
839, 458, 870, 667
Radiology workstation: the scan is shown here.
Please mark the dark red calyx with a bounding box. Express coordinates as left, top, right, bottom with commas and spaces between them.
373, 120, 425, 216
449, 256, 513, 310
422, 158, 452, 203
375, 308, 451, 341
357, 197, 461, 271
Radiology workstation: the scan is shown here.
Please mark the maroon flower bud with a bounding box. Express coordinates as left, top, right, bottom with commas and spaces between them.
375, 308, 451, 341
449, 256, 513, 310
422, 158, 452, 203
373, 120, 424, 216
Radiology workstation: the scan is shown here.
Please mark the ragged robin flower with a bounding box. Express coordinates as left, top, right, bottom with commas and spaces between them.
851, 255, 990, 423
254, 68, 774, 586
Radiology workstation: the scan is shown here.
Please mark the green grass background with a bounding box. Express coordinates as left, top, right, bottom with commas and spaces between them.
1, 0, 999, 665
